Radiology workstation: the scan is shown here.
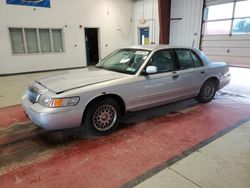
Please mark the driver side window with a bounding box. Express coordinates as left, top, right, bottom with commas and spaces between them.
148, 50, 175, 73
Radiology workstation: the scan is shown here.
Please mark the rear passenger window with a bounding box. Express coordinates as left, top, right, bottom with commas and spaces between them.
175, 50, 194, 69
191, 51, 203, 67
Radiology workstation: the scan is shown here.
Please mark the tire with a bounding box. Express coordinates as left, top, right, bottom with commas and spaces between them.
83, 98, 121, 136
197, 79, 216, 103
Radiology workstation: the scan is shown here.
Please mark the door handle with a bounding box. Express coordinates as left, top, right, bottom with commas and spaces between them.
172, 74, 179, 79
201, 71, 205, 74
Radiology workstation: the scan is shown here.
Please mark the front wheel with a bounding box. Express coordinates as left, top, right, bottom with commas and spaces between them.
83, 98, 121, 136
197, 80, 217, 103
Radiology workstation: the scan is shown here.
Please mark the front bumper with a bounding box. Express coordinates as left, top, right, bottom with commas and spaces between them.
21, 95, 83, 130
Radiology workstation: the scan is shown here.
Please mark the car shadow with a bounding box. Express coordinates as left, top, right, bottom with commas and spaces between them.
120, 98, 198, 126
39, 98, 199, 142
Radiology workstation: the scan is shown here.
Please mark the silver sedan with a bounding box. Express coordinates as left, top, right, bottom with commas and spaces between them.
22, 45, 231, 135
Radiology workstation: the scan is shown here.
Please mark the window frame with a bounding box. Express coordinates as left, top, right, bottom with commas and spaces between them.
8, 27, 65, 55
203, 0, 250, 36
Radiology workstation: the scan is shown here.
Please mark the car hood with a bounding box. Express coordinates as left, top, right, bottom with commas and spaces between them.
36, 68, 127, 93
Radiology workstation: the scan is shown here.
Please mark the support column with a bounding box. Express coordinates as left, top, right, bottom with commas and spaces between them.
158, 0, 171, 44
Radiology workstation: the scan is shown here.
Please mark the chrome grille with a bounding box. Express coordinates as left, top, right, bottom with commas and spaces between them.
28, 85, 40, 104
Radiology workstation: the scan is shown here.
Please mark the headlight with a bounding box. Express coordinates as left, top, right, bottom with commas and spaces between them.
38, 95, 51, 107
38, 95, 80, 108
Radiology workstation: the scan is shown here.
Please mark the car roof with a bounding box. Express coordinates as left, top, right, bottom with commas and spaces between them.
121, 45, 195, 51
120, 45, 210, 66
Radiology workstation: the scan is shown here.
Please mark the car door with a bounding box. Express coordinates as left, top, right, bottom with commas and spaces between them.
172, 49, 207, 98
126, 49, 184, 110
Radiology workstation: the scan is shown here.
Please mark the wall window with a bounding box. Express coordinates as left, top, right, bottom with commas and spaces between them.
39, 29, 51, 53
205, 3, 234, 21
9, 27, 64, 54
203, 0, 250, 35
204, 20, 232, 35
9, 28, 25, 54
25, 28, 39, 53
234, 0, 250, 18
52, 29, 64, 52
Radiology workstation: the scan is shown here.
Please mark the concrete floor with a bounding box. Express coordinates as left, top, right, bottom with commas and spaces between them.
0, 67, 250, 187
136, 121, 250, 188
0, 70, 69, 107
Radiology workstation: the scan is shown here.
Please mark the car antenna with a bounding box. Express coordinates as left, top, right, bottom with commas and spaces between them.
192, 32, 198, 48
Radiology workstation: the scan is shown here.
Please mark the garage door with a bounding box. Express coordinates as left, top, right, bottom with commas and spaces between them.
201, 0, 250, 67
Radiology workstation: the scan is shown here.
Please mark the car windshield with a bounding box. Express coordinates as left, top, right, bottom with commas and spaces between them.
96, 49, 150, 74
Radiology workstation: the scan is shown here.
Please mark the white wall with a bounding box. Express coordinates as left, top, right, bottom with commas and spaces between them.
0, 0, 134, 74
170, 0, 203, 48
134, 0, 159, 45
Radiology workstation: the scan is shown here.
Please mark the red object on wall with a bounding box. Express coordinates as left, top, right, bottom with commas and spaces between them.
158, 0, 171, 44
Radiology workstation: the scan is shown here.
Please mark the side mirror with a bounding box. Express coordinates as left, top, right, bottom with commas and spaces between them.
145, 66, 158, 74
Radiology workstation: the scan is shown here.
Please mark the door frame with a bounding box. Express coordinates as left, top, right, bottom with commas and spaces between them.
84, 27, 101, 66
138, 27, 150, 45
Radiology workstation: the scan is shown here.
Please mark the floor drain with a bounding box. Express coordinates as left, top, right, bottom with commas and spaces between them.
0, 131, 48, 149
0, 135, 34, 149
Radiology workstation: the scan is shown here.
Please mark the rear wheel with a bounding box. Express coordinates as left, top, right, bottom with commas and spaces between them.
83, 98, 121, 136
197, 80, 216, 103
